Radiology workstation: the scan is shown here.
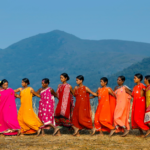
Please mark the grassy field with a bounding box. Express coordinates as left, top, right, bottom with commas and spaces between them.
0, 129, 150, 150
1, 99, 147, 149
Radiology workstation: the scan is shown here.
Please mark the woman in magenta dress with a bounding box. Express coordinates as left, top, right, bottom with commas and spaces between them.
0, 79, 20, 136
37, 78, 59, 136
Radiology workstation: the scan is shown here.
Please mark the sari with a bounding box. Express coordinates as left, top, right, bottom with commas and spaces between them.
94, 87, 116, 132
114, 86, 131, 132
55, 84, 74, 127
144, 85, 150, 124
131, 83, 149, 130
18, 87, 43, 134
38, 87, 55, 129
72, 86, 93, 129
0, 88, 20, 135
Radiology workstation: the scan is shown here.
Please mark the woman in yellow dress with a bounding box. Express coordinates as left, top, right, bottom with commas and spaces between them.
15, 78, 43, 136
144, 75, 150, 137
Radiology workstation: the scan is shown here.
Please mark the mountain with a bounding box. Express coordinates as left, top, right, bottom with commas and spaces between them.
108, 57, 150, 89
0, 30, 150, 93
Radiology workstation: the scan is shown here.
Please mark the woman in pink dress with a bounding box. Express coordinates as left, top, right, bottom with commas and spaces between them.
37, 78, 59, 136
0, 79, 20, 136
110, 76, 132, 137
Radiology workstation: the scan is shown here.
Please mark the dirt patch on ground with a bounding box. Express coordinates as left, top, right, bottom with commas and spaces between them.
0, 129, 150, 150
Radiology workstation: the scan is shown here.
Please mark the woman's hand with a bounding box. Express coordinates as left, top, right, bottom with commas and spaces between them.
15, 93, 20, 98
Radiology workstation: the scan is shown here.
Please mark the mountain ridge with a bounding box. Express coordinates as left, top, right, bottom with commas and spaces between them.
5, 30, 150, 50
108, 57, 150, 89
0, 30, 150, 93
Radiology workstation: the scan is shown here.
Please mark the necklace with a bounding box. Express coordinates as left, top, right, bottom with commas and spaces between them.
116, 85, 123, 89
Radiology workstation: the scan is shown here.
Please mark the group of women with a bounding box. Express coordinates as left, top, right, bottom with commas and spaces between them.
0, 73, 150, 138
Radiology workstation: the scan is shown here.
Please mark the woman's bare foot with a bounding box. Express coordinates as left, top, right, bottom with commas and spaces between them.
99, 131, 104, 136
53, 127, 60, 136
41, 129, 45, 136
20, 133, 24, 137
75, 131, 80, 137
121, 129, 129, 137
109, 129, 116, 137
144, 130, 150, 138
73, 127, 79, 136
136, 129, 144, 137
37, 129, 41, 136
91, 127, 96, 136
17, 130, 21, 136
0, 134, 5, 137
55, 130, 61, 136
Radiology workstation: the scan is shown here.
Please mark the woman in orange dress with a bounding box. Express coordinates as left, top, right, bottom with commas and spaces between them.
109, 76, 132, 137
92, 77, 116, 136
72, 75, 97, 136
15, 78, 43, 136
131, 74, 150, 137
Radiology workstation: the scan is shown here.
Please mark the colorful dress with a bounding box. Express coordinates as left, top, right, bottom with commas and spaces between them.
18, 87, 43, 134
132, 83, 149, 130
114, 86, 131, 132
94, 87, 116, 132
144, 85, 150, 124
72, 86, 93, 129
0, 88, 20, 135
38, 87, 55, 129
55, 84, 74, 127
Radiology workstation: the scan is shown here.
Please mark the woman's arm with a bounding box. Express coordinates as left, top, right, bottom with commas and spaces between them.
57, 84, 62, 91
90, 89, 98, 99
33, 88, 42, 97
70, 85, 74, 96
86, 87, 97, 97
141, 89, 145, 97
14, 93, 20, 98
125, 87, 132, 96
36, 88, 42, 94
30, 88, 41, 98
73, 86, 78, 96
108, 88, 116, 98
50, 88, 57, 98
14, 88, 22, 93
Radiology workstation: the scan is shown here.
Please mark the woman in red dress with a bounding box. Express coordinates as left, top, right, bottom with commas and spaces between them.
54, 73, 77, 136
132, 73, 150, 137
72, 75, 97, 136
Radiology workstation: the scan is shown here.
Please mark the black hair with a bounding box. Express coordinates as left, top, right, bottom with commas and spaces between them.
101, 77, 108, 85
135, 73, 143, 81
145, 75, 150, 84
42, 78, 50, 84
0, 79, 8, 86
61, 73, 70, 81
76, 75, 84, 82
118, 76, 126, 81
22, 78, 30, 85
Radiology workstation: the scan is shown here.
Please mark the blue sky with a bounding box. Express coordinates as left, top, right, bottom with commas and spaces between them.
0, 0, 150, 48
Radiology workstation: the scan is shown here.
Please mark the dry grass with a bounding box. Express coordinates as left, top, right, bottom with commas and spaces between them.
0, 130, 150, 150
7, 97, 146, 150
